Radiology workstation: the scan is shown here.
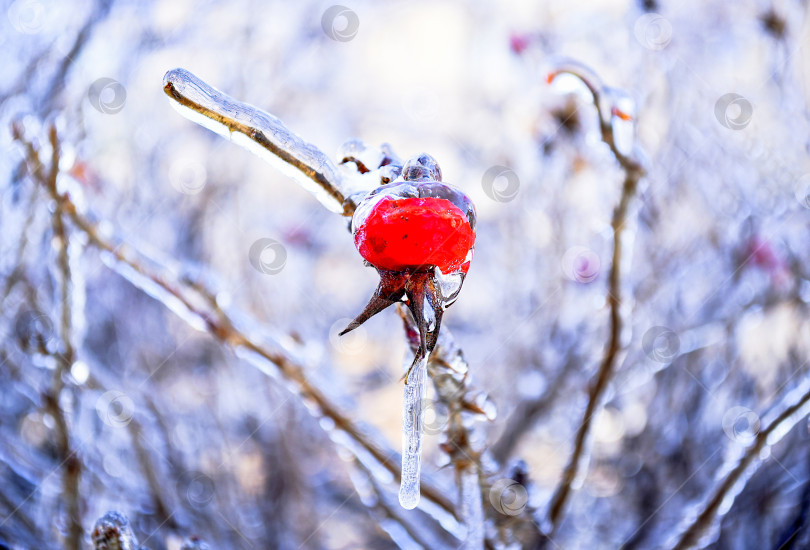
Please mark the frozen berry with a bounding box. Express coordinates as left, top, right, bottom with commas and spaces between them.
341, 154, 477, 380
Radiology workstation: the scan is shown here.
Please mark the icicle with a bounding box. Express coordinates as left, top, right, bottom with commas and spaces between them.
399, 352, 428, 509
459, 466, 485, 549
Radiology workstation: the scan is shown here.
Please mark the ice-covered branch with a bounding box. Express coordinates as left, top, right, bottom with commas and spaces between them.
162, 68, 357, 215
668, 377, 810, 550
547, 60, 644, 175
91, 511, 141, 550
544, 62, 646, 537
162, 68, 491, 528
351, 455, 464, 549
12, 128, 459, 528
13, 123, 84, 550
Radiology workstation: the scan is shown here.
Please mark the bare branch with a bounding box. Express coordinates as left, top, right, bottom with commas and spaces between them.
490, 351, 578, 464
544, 63, 646, 537
16, 123, 85, 550
669, 378, 810, 549
11, 127, 458, 525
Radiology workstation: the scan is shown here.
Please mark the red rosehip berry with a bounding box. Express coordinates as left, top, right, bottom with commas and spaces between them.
352, 188, 475, 275
341, 154, 477, 378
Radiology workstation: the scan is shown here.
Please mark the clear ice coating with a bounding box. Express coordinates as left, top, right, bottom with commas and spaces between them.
459, 466, 485, 549
399, 353, 428, 510
91, 511, 140, 550
162, 68, 353, 214
338, 154, 479, 509
350, 179, 477, 237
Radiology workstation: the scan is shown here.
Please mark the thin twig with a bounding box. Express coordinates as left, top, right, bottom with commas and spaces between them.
0, 182, 39, 304
544, 63, 645, 536
126, 419, 176, 530
38, 125, 83, 550
490, 351, 578, 464
358, 457, 458, 549
11, 127, 458, 522
670, 379, 810, 550
39, 0, 114, 114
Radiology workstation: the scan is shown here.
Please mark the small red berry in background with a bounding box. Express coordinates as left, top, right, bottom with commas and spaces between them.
745, 235, 781, 271
509, 32, 532, 55
743, 235, 792, 289
341, 153, 477, 378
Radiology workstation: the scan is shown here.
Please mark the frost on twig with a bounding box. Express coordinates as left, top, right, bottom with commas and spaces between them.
12, 127, 460, 543
91, 511, 140, 550
163, 68, 361, 216
12, 122, 84, 550
543, 59, 646, 539
91, 510, 211, 550
668, 377, 810, 549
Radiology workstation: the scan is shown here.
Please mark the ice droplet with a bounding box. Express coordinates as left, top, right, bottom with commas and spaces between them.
399, 353, 428, 509
435, 268, 465, 307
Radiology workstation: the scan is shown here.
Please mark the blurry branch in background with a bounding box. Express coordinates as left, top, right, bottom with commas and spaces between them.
11, 123, 84, 550
352, 456, 461, 549
669, 374, 810, 549
12, 126, 460, 544
491, 346, 579, 464
39, 0, 113, 114
0, 183, 39, 303
543, 61, 646, 537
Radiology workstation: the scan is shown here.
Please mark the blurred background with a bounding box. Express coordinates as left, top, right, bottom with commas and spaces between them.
1, 0, 810, 548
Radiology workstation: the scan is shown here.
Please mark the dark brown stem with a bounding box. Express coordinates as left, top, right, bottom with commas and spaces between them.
41, 125, 83, 550
544, 65, 645, 537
